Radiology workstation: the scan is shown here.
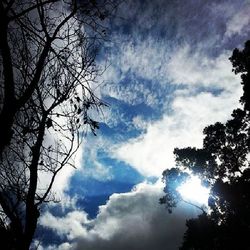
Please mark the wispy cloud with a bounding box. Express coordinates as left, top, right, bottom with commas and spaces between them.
225, 6, 250, 38
167, 47, 240, 89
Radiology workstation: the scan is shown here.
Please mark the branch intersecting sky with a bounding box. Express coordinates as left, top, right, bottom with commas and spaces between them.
38, 0, 250, 249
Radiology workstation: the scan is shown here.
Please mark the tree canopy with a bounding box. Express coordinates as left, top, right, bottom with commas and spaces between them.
161, 40, 250, 249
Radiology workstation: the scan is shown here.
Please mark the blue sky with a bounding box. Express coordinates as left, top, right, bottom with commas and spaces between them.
38, 0, 250, 249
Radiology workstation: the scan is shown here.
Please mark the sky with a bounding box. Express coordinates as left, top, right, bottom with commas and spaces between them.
37, 0, 250, 249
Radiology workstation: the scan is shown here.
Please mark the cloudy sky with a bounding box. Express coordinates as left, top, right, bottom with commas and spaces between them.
38, 0, 250, 249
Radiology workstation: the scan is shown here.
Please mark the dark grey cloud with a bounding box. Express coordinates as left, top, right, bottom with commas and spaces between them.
111, 0, 249, 55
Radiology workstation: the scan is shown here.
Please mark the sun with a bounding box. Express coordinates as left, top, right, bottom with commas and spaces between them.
177, 175, 209, 205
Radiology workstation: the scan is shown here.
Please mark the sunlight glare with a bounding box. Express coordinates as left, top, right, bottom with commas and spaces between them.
177, 175, 209, 205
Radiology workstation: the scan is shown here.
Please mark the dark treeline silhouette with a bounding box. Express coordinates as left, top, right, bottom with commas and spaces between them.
0, 0, 120, 249
161, 40, 250, 250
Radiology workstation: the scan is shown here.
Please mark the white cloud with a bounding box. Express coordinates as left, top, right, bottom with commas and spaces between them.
95, 38, 172, 130
76, 136, 114, 181
101, 75, 161, 107
167, 46, 239, 89
224, 5, 250, 38
39, 181, 201, 250
113, 92, 240, 177
40, 210, 90, 240
132, 115, 148, 130
37, 131, 85, 200
112, 46, 242, 177
37, 242, 72, 250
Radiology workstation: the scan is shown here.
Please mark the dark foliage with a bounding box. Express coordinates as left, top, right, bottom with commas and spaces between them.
160, 168, 189, 213
230, 40, 250, 112
161, 40, 250, 250
0, 1, 120, 249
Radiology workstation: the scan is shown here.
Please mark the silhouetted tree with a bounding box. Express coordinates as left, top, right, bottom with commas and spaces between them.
161, 40, 250, 250
0, 1, 119, 249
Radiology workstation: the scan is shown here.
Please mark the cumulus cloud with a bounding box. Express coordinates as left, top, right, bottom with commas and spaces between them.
39, 181, 201, 250
40, 210, 89, 240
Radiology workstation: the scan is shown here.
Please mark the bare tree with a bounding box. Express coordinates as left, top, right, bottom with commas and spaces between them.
0, 0, 119, 249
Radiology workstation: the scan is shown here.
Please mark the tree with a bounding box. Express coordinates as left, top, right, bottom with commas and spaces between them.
161, 40, 250, 250
0, 1, 119, 249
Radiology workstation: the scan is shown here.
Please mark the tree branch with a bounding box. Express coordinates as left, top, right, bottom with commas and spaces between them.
9, 0, 59, 21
